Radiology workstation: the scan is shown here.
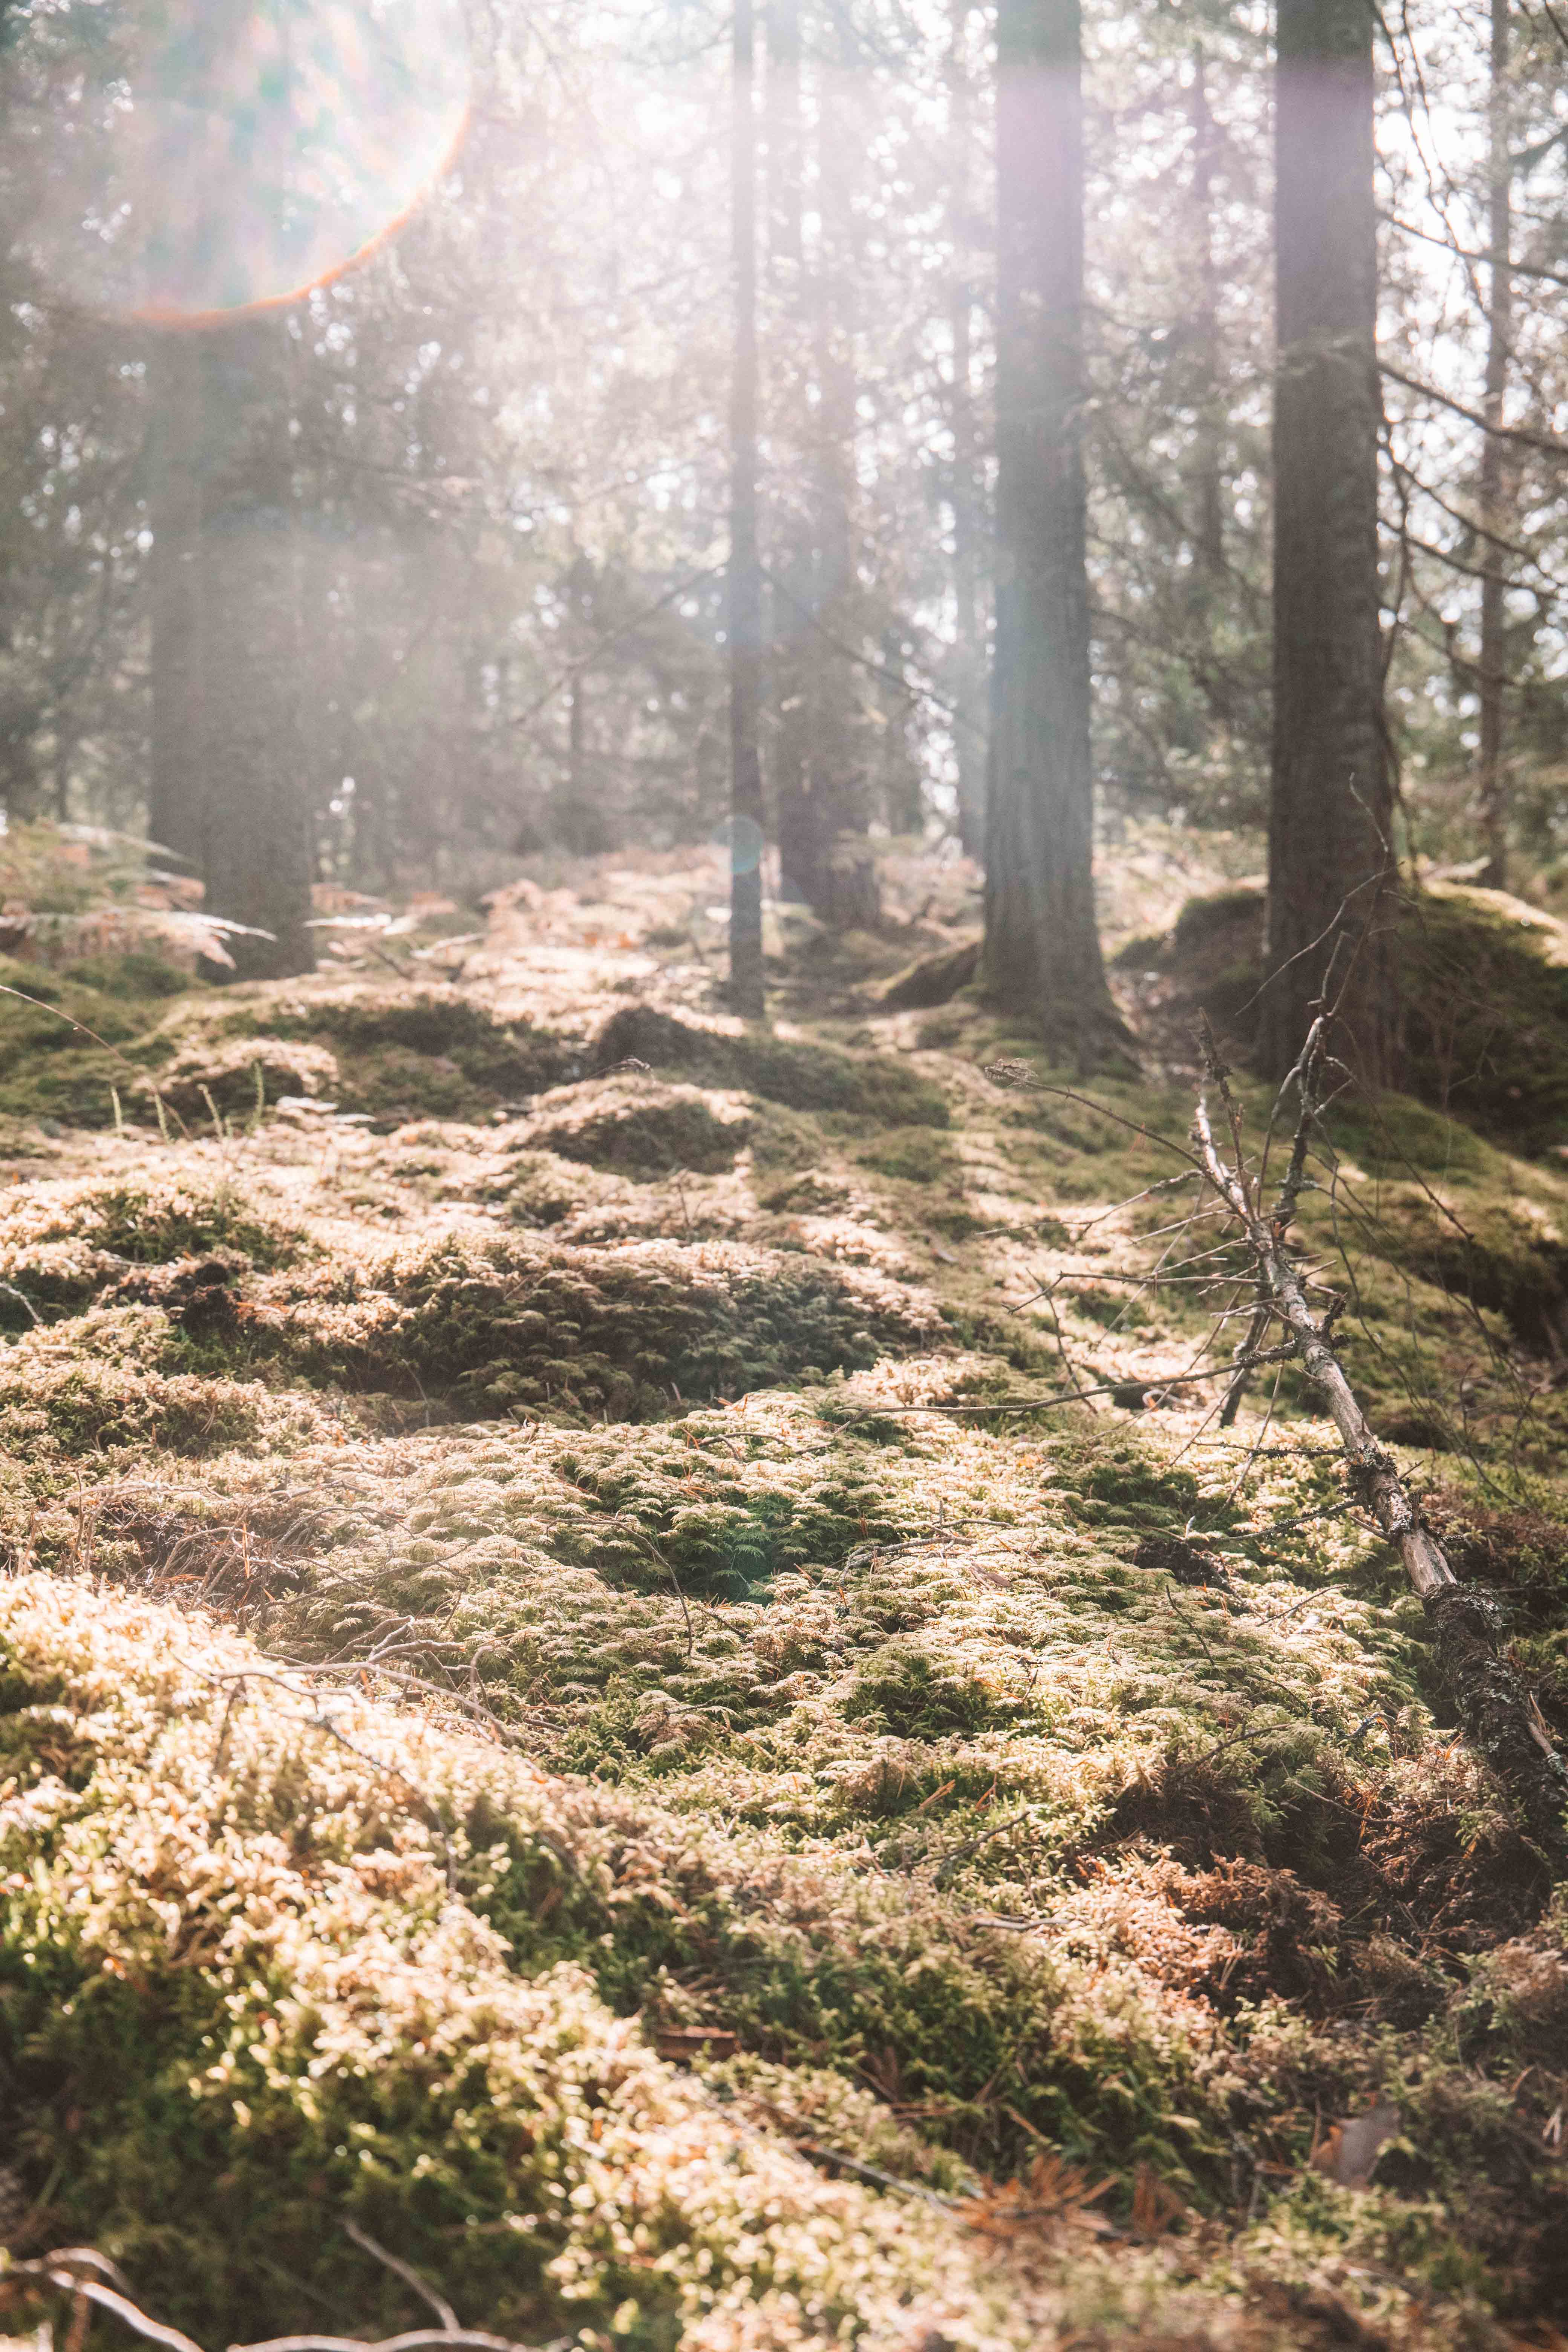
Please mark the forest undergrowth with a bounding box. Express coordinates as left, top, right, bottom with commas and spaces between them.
0, 841, 1565, 2350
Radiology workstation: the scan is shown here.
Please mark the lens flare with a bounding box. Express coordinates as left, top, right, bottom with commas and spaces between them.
6, 0, 470, 322
711, 816, 766, 877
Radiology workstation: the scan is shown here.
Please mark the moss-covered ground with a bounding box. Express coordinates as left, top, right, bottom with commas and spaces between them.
0, 850, 1563, 2349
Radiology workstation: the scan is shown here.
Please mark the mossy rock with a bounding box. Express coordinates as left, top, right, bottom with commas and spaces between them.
593, 1005, 949, 1128
512, 1075, 753, 1176
1398, 887, 1568, 1157
1153, 881, 1568, 1158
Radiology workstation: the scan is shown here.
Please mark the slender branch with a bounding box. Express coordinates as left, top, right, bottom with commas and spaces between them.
344, 2222, 459, 2334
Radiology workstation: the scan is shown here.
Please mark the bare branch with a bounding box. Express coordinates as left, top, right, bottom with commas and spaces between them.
344, 2223, 459, 2335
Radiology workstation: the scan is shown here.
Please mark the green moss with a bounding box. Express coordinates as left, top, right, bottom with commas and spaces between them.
856, 1130, 959, 1184
264, 1232, 945, 1418
594, 1005, 950, 1128
0, 1356, 270, 1458
257, 985, 583, 1116
514, 1075, 753, 1176
1399, 888, 1568, 1158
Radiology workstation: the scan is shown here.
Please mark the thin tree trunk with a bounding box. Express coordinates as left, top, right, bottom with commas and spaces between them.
1477, 0, 1513, 891
729, 0, 766, 1020
794, 16, 880, 930
947, 0, 987, 862
52, 729, 72, 824
1259, 0, 1393, 1085
195, 313, 315, 981
1187, 46, 1226, 588
568, 672, 585, 808
147, 331, 206, 868
765, 0, 815, 918
981, 0, 1120, 1065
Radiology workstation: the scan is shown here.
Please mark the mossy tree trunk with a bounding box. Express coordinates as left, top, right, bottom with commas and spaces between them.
195, 312, 315, 981
980, 0, 1120, 1066
1259, 0, 1393, 1086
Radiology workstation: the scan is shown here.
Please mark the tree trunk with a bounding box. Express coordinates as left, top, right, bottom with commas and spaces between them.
729, 0, 766, 1020
1259, 0, 1393, 1085
946, 0, 988, 862
195, 313, 316, 981
1476, 0, 1513, 891
1187, 46, 1227, 589
147, 331, 206, 869
778, 13, 881, 932
980, 0, 1120, 1065
765, 0, 816, 919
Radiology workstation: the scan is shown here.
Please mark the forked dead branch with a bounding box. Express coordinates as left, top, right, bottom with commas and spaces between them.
989, 1017, 1568, 1858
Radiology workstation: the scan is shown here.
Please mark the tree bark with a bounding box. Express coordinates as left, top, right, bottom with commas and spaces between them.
195, 313, 315, 981
729, 0, 766, 1019
1259, 0, 1393, 1086
980, 0, 1120, 1065
1476, 0, 1513, 891
147, 331, 206, 868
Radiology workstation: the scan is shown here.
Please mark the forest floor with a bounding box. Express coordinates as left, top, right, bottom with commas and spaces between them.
0, 830, 1566, 2350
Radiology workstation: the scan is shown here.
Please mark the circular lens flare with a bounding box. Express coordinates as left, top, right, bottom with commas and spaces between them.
7, 0, 470, 321
711, 816, 766, 877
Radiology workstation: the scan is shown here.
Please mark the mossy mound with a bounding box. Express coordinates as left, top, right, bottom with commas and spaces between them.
512, 1075, 754, 1177
0, 1172, 305, 1276
265, 1232, 947, 1418
0, 958, 168, 1130
593, 1005, 950, 1128
1399, 885, 1568, 1157
0, 1346, 299, 1459
254, 983, 586, 1121
0, 1174, 308, 1331
139, 1035, 340, 1124
1133, 881, 1568, 1158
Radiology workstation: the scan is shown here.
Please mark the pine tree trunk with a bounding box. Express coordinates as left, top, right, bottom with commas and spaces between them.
147, 331, 206, 869
1477, 0, 1513, 891
1259, 0, 1393, 1084
729, 0, 766, 1020
980, 0, 1119, 1064
195, 313, 316, 981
